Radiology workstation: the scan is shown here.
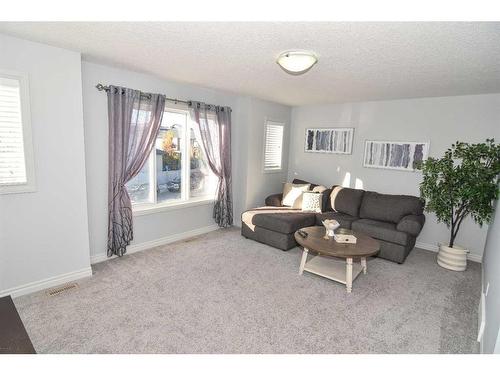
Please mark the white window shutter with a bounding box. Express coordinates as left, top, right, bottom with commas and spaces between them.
0, 77, 27, 185
0, 71, 35, 194
264, 121, 284, 171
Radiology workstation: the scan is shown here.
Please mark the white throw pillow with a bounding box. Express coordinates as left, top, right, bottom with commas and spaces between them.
282, 182, 310, 198
302, 192, 323, 213
282, 184, 310, 207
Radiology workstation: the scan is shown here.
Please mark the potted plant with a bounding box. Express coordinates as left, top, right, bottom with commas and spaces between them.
418, 139, 500, 271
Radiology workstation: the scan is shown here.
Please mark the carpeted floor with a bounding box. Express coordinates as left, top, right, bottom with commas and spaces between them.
14, 228, 480, 353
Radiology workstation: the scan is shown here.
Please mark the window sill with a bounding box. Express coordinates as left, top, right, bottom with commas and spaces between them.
0, 183, 36, 195
263, 168, 283, 174
132, 197, 215, 216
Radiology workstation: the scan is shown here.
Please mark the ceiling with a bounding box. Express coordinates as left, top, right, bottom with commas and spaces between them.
0, 22, 499, 106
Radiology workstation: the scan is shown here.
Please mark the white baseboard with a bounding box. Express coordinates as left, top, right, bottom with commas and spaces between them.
90, 224, 220, 264
0, 267, 93, 299
416, 241, 483, 263
478, 292, 486, 345
0, 225, 220, 298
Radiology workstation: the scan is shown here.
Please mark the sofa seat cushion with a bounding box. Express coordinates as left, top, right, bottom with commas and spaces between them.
397, 214, 426, 236
315, 212, 358, 229
359, 191, 424, 224
241, 207, 316, 234
351, 219, 409, 246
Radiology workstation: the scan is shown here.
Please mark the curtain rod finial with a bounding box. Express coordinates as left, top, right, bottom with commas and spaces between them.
96, 83, 104, 91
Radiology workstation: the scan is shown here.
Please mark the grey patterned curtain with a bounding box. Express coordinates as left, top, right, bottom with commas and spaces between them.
189, 102, 233, 227
107, 86, 166, 257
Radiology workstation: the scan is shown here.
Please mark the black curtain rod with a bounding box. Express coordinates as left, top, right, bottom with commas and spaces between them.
95, 83, 231, 112
95, 83, 190, 105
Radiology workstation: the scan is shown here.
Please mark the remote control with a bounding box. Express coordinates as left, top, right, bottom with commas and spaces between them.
297, 230, 308, 238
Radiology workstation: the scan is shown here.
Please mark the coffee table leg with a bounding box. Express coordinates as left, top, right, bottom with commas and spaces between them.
361, 257, 367, 274
346, 258, 353, 293
299, 248, 309, 275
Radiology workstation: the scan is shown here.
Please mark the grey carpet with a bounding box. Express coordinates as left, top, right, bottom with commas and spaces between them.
14, 228, 480, 353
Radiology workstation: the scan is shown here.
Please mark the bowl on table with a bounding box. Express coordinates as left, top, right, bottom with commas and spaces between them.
322, 219, 340, 238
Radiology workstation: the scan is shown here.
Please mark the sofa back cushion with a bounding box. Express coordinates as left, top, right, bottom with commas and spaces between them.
359, 191, 424, 224
329, 186, 365, 217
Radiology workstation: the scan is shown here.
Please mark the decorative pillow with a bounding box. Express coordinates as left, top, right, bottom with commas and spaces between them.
312, 185, 328, 193
330, 186, 344, 212
282, 182, 310, 207
302, 192, 323, 213
282, 182, 310, 198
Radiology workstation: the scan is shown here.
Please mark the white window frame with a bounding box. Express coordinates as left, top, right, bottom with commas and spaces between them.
132, 106, 215, 216
0, 69, 36, 194
262, 119, 285, 173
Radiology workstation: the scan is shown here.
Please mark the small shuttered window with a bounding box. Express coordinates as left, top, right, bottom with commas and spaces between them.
0, 72, 35, 194
263, 121, 284, 171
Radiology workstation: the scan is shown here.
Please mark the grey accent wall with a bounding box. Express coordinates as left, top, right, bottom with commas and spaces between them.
0, 34, 91, 294
288, 94, 500, 259
482, 199, 500, 353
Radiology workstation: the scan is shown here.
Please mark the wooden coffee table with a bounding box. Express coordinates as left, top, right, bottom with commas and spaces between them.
294, 226, 380, 293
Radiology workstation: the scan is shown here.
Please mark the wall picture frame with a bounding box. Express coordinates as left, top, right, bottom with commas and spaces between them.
363, 140, 430, 172
304, 127, 354, 154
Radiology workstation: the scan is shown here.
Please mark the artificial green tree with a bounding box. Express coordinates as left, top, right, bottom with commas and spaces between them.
418, 139, 500, 248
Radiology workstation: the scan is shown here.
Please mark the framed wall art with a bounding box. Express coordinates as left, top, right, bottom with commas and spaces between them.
363, 140, 430, 172
304, 127, 354, 154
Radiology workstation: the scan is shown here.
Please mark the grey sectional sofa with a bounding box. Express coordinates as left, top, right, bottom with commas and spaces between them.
241, 178, 425, 263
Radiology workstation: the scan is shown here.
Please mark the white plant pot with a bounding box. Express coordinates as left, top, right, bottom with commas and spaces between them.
437, 243, 468, 271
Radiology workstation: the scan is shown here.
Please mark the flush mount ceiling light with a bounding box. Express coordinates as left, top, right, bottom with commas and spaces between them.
276, 50, 318, 75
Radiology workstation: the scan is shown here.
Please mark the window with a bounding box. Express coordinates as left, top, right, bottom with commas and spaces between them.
126, 108, 218, 213
263, 120, 284, 172
0, 71, 35, 194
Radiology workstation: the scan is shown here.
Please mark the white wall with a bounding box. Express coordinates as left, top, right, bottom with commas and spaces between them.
0, 34, 91, 296
82, 61, 291, 260
231, 97, 251, 226
245, 98, 292, 209
4, 32, 494, 299
233, 97, 292, 225
288, 94, 500, 260
482, 199, 500, 353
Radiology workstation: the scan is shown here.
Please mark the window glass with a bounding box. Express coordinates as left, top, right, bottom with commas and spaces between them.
189, 119, 217, 198
156, 111, 185, 203
126, 158, 152, 204
125, 107, 217, 209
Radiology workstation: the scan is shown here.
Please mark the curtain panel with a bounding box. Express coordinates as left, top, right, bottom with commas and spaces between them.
189, 102, 233, 227
107, 86, 166, 257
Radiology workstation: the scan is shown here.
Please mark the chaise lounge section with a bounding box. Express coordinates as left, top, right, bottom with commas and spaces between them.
241, 179, 425, 264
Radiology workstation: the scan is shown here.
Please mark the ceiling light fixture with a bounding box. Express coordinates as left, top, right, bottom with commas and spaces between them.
276, 50, 318, 75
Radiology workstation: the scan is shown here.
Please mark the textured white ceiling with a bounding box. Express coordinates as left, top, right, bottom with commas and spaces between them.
0, 22, 499, 106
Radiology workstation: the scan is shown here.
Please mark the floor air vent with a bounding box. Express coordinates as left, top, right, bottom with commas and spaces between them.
46, 283, 78, 297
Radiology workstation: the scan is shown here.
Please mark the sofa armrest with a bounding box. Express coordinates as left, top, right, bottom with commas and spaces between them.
397, 214, 425, 237
265, 193, 283, 207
